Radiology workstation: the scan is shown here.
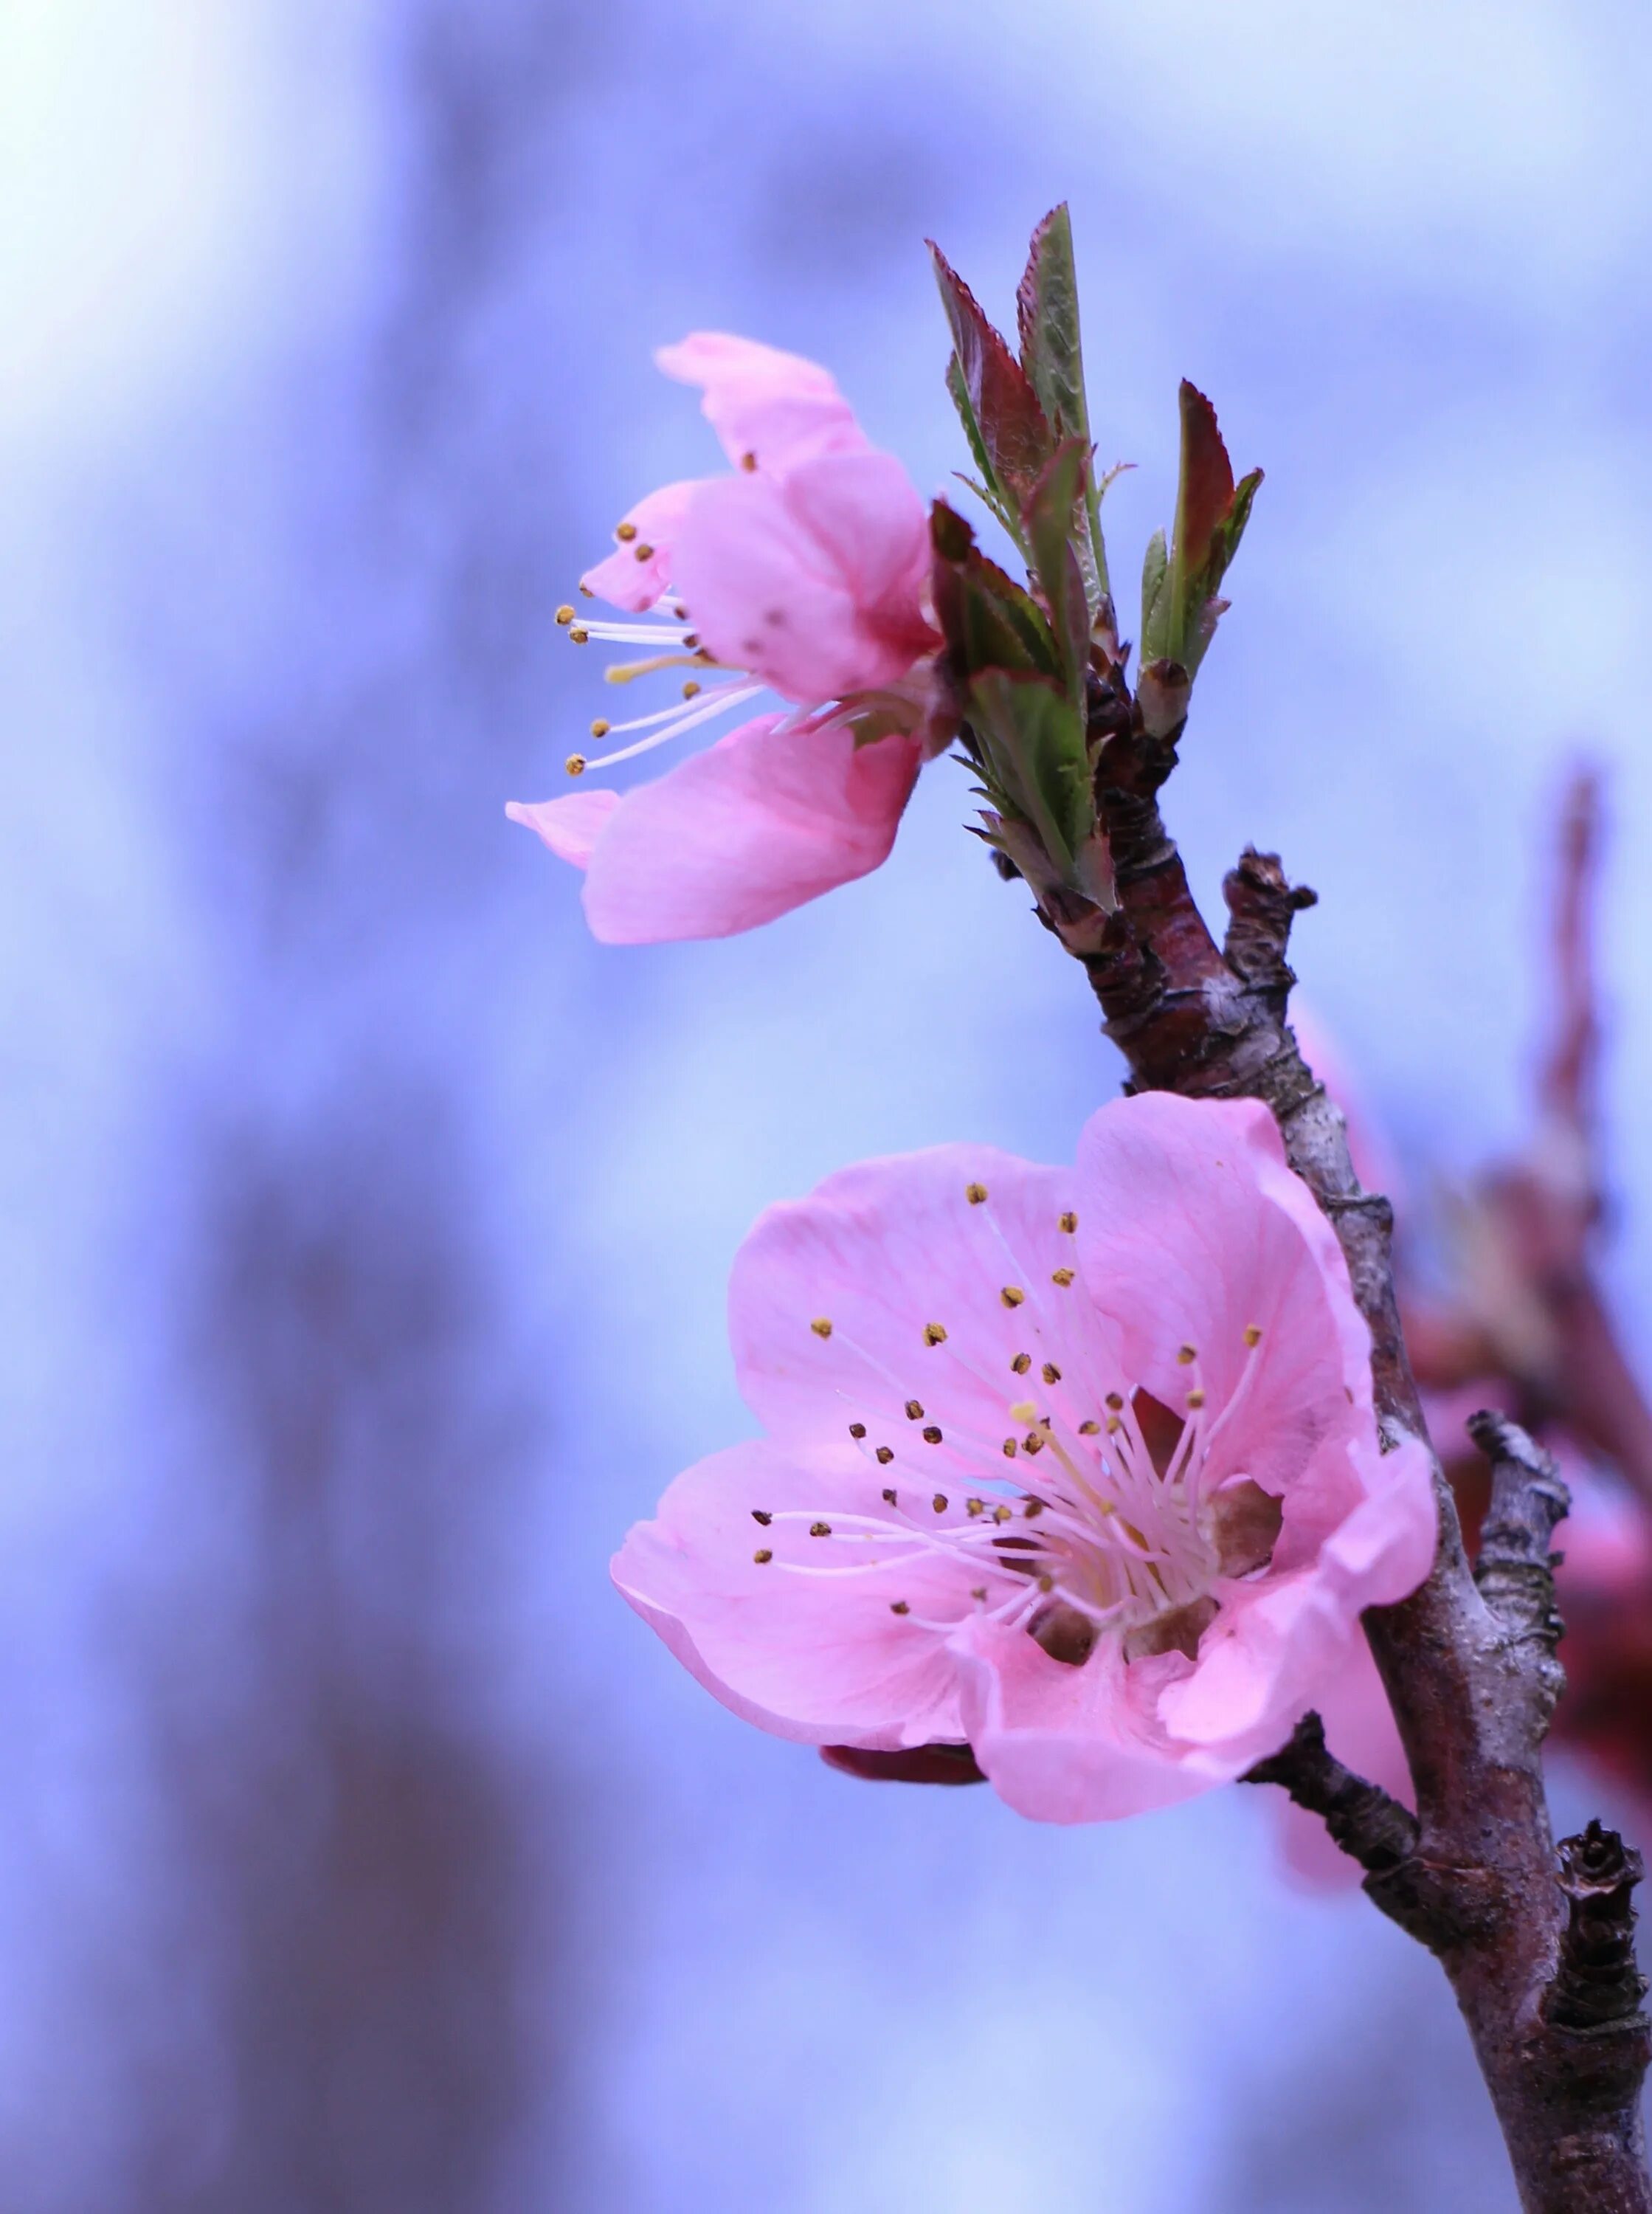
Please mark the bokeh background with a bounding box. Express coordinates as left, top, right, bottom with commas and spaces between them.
7, 1, 1652, 2207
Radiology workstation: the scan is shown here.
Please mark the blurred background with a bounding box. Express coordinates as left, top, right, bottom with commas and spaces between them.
7, 1, 1652, 2207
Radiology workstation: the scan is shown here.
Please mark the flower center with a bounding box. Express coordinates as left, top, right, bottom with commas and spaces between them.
749, 1308, 1276, 1669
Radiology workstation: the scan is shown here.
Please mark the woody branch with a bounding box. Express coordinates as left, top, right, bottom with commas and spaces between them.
1066, 697, 1650, 2213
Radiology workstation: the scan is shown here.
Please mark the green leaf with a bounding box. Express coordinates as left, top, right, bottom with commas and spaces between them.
1140, 527, 1170, 664
946, 354, 996, 484
967, 669, 1093, 872
1015, 203, 1109, 598
1023, 438, 1091, 703
930, 240, 1054, 505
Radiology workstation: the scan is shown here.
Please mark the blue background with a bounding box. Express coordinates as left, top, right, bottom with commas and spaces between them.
5, 3, 1651, 2206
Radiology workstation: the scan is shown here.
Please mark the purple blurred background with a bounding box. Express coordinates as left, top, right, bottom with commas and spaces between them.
7, 2, 1652, 2205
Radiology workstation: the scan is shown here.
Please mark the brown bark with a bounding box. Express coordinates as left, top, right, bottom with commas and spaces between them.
1068, 700, 1652, 2213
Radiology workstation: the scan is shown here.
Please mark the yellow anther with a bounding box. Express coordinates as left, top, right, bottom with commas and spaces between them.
1244, 1323, 1263, 1348
564, 753, 587, 776
905, 1399, 924, 1421
589, 719, 611, 738
809, 1520, 832, 1537
1187, 1388, 1207, 1409
1023, 1432, 1044, 1455
739, 450, 758, 471
876, 1445, 894, 1465
578, 582, 594, 597
971, 1586, 987, 1601
1042, 1362, 1061, 1384
569, 625, 590, 644
633, 542, 654, 562
615, 521, 638, 542
881, 1486, 897, 1505
1105, 1392, 1124, 1410
751, 1510, 773, 1526
1078, 1419, 1100, 1435
1023, 1498, 1045, 1519
681, 680, 702, 699
1037, 1573, 1055, 1593
810, 1317, 833, 1339
753, 1548, 773, 1564
932, 1493, 949, 1514
1000, 1286, 1026, 1308
922, 1425, 943, 1445
849, 1422, 866, 1439
924, 1322, 947, 1347
966, 1182, 989, 1204
1011, 1352, 1031, 1375
1178, 1343, 1197, 1365
1059, 1210, 1078, 1234
1001, 1438, 1017, 1458
890, 1599, 910, 1615
555, 604, 576, 625
992, 1504, 1011, 1524
1107, 1415, 1122, 1435
1051, 1267, 1074, 1288
967, 1498, 984, 1517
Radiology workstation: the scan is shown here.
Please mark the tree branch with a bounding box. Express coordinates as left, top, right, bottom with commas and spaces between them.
1243, 1712, 1417, 1871
1067, 698, 1652, 2213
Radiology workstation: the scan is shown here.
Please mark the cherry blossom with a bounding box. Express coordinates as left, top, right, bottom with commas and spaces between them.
613, 1093, 1437, 1823
508, 334, 940, 942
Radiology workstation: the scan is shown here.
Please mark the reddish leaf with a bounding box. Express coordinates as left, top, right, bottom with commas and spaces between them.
1173, 379, 1236, 584
929, 241, 1054, 499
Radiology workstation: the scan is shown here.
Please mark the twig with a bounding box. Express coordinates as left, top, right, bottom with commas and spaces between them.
1065, 695, 1651, 2213
1243, 1713, 1418, 1875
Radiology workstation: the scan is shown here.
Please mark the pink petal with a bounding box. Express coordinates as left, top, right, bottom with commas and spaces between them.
672, 458, 933, 703
728, 1142, 1107, 1462
656, 331, 869, 475
579, 712, 922, 944
612, 1438, 970, 1748
952, 1618, 1217, 1823
1277, 1634, 1411, 1889
580, 479, 704, 612
1155, 1433, 1437, 1759
505, 789, 621, 869
1075, 1094, 1372, 1497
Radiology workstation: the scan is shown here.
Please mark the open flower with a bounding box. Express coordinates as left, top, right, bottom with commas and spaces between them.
613, 1094, 1436, 1824
508, 334, 941, 942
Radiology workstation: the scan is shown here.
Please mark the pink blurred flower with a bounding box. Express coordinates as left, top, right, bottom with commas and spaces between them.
613, 1094, 1437, 1824
508, 334, 940, 942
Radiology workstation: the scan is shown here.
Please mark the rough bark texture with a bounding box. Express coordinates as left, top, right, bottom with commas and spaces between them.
1068, 696, 1652, 2213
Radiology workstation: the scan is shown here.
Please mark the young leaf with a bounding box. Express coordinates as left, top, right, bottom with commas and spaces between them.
930, 502, 1060, 681
1140, 527, 1170, 665
1023, 438, 1091, 702
930, 241, 1054, 504
1167, 381, 1263, 675
1171, 384, 1234, 615
1016, 203, 1110, 598
968, 669, 1093, 873
945, 356, 1025, 549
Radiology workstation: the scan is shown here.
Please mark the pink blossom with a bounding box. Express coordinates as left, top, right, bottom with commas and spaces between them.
1275, 1638, 1413, 1888
613, 1094, 1437, 1824
508, 334, 940, 943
